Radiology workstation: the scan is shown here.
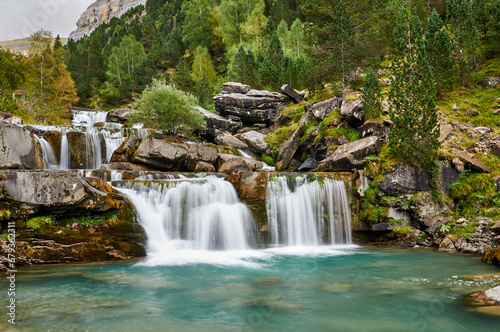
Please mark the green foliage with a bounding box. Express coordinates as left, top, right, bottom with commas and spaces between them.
361, 67, 382, 119
427, 159, 444, 205
393, 226, 415, 235
182, 0, 215, 51
72, 214, 106, 227
173, 59, 195, 92
388, 3, 440, 166
228, 46, 260, 87
360, 175, 389, 224
440, 220, 477, 238
448, 173, 499, 218
130, 80, 205, 135
26, 216, 53, 230
191, 45, 216, 84
0, 48, 25, 90
194, 74, 214, 110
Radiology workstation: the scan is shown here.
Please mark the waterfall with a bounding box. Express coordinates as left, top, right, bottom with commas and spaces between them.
117, 178, 254, 255
85, 133, 103, 169
72, 110, 108, 126
266, 175, 352, 246
60, 133, 70, 169
36, 136, 58, 169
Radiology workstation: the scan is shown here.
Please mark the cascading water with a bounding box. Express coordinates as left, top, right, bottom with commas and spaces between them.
72, 110, 108, 126
60, 133, 70, 169
85, 132, 103, 169
36, 136, 58, 169
116, 178, 255, 256
266, 174, 352, 246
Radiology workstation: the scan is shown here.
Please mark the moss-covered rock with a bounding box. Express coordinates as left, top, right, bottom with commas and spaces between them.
482, 247, 500, 265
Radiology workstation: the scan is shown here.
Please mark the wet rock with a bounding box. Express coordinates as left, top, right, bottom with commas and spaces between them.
111, 136, 142, 163
66, 131, 107, 169
240, 130, 269, 154
308, 96, 342, 120
184, 144, 218, 171
451, 148, 490, 173
235, 172, 268, 201
0, 112, 23, 125
219, 158, 252, 175
316, 136, 382, 171
482, 248, 500, 265
101, 162, 153, 172
280, 84, 304, 103
107, 108, 130, 123
0, 123, 44, 169
197, 106, 242, 137
221, 82, 251, 94
215, 132, 248, 149
340, 97, 364, 124
438, 124, 453, 143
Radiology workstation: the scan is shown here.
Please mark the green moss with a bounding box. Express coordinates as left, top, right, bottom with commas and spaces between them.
1, 232, 8, 240
264, 123, 299, 153
0, 209, 11, 219
359, 175, 389, 224
262, 154, 276, 166
26, 216, 53, 230
72, 214, 106, 227
393, 226, 415, 235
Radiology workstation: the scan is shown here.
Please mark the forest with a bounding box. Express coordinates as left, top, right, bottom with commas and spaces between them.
0, 0, 499, 125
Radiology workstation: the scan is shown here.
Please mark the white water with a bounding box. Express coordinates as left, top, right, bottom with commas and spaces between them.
60, 134, 70, 169
36, 136, 58, 169
266, 175, 352, 246
85, 133, 103, 169
72, 110, 108, 126
117, 178, 255, 260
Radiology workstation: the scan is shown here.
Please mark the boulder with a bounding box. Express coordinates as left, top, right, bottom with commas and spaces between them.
111, 136, 143, 163
0, 123, 44, 169
276, 127, 302, 171
491, 142, 500, 157
215, 132, 248, 149
194, 161, 216, 172
308, 96, 343, 120
219, 158, 252, 175
280, 84, 304, 103
479, 77, 500, 88
107, 108, 131, 123
451, 148, 490, 173
482, 247, 500, 265
184, 144, 218, 171
468, 126, 492, 138
438, 236, 456, 251
66, 132, 107, 169
379, 162, 460, 196
221, 82, 251, 94
316, 136, 382, 171
133, 138, 189, 170
213, 88, 289, 124
0, 112, 23, 125
337, 135, 349, 145
358, 121, 383, 138
239, 130, 269, 154
1, 170, 123, 211
340, 97, 364, 123
218, 153, 263, 170
101, 162, 153, 172
196, 106, 241, 137
298, 157, 318, 172
438, 124, 453, 142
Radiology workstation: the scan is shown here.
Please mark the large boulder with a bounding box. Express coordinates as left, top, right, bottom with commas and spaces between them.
451, 148, 490, 173
184, 144, 219, 171
221, 82, 251, 94
196, 106, 241, 137
213, 85, 289, 124
239, 130, 269, 154
215, 132, 248, 149
307, 96, 343, 120
66, 132, 107, 169
280, 84, 304, 103
357, 120, 393, 138
438, 124, 453, 142
340, 97, 364, 124
218, 158, 252, 175
218, 153, 263, 171
1, 170, 123, 212
0, 123, 44, 169
0, 112, 23, 125
316, 136, 382, 171
111, 136, 143, 163
276, 111, 313, 171
134, 138, 189, 170
378, 162, 460, 196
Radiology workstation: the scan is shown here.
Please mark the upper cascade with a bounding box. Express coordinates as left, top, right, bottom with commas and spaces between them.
69, 0, 147, 41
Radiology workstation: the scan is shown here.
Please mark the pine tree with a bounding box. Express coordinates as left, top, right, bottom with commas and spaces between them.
173, 59, 195, 92
425, 10, 454, 96
389, 2, 440, 166
229, 45, 259, 87
270, 0, 295, 27
446, 0, 480, 86
194, 74, 213, 110
361, 68, 382, 120
259, 34, 285, 90
53, 35, 63, 51
331, 0, 354, 88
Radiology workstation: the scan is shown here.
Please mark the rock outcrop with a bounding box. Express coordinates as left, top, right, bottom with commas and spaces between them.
308, 96, 343, 120
66, 132, 107, 169
197, 106, 241, 138
69, 0, 147, 41
0, 123, 44, 169
316, 136, 382, 171
213, 83, 290, 124
239, 130, 269, 154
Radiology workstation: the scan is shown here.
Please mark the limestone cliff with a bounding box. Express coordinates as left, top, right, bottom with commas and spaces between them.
68, 0, 147, 41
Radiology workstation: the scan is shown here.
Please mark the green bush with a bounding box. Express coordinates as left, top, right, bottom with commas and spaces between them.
26, 216, 53, 230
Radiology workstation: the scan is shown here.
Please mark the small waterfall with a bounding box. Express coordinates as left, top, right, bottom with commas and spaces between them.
72, 110, 108, 126
60, 133, 70, 169
85, 133, 103, 169
266, 175, 352, 246
36, 136, 58, 169
117, 178, 254, 255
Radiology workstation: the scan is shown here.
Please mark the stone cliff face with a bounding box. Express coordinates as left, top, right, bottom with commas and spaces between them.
68, 0, 147, 41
